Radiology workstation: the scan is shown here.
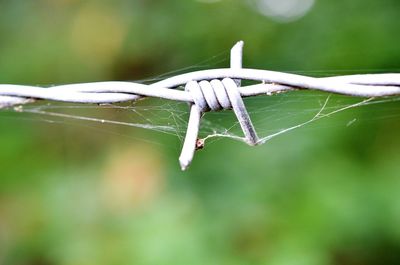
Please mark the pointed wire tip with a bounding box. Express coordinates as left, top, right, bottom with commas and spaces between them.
179, 157, 190, 171
231, 41, 244, 69
235, 40, 244, 46
231, 40, 244, 51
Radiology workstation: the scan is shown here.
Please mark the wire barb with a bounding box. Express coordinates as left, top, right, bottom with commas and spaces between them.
179, 41, 258, 170
1, 41, 400, 170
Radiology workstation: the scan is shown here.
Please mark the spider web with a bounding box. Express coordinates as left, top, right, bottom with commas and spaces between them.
196, 92, 400, 145
2, 90, 400, 149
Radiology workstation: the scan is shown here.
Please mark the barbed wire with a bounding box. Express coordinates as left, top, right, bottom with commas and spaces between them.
1, 41, 400, 170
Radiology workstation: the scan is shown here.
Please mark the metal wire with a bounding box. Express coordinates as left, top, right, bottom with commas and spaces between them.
1, 41, 400, 169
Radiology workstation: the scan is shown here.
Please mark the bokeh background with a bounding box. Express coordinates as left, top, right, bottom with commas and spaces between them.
1, 0, 400, 264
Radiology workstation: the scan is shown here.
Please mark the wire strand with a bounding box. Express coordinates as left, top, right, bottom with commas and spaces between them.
1, 71, 400, 107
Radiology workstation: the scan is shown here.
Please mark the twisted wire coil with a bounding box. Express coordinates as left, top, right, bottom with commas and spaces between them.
186, 78, 258, 145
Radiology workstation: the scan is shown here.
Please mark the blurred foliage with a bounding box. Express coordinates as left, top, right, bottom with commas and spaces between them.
1, 0, 400, 265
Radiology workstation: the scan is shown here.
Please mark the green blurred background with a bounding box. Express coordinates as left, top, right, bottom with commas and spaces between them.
1, 0, 400, 264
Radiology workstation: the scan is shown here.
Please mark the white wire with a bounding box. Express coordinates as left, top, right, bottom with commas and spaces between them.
1, 70, 400, 108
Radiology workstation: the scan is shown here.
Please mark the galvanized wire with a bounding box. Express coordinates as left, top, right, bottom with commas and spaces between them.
1, 41, 400, 169
1, 71, 400, 107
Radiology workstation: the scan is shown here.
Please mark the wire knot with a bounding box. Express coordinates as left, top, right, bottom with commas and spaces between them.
185, 78, 239, 112
179, 40, 247, 170
179, 77, 260, 169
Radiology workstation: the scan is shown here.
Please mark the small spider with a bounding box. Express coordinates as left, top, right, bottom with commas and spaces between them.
195, 138, 205, 150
